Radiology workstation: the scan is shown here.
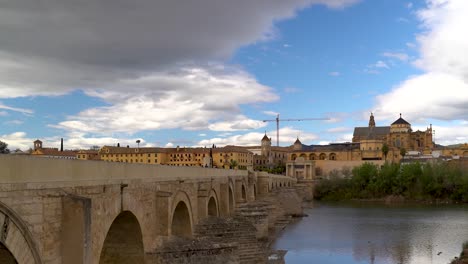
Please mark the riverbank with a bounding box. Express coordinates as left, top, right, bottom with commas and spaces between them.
314, 161, 468, 203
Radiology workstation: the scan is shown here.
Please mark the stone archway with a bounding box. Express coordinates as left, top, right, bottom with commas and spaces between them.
319, 153, 326, 160
171, 201, 192, 238
207, 196, 218, 216
0, 202, 42, 264
241, 185, 246, 201
329, 153, 337, 160
99, 211, 144, 264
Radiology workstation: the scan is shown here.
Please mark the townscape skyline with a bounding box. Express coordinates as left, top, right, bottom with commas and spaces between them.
1, 0, 467, 151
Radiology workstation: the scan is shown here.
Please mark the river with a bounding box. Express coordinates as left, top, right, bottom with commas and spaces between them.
272, 202, 468, 264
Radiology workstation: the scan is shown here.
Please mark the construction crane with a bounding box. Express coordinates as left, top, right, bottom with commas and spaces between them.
262, 114, 330, 146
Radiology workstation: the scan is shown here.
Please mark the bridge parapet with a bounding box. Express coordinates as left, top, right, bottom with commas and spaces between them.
0, 155, 297, 264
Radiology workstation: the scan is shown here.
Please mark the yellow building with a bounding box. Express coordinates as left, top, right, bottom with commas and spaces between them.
76, 149, 100, 160
353, 113, 433, 160
288, 114, 435, 163
248, 133, 290, 169
98, 145, 254, 170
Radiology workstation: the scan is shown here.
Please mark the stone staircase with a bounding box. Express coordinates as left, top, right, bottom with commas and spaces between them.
193, 188, 303, 264
194, 216, 266, 264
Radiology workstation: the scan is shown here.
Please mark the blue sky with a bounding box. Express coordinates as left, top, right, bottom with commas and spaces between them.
1, 0, 467, 150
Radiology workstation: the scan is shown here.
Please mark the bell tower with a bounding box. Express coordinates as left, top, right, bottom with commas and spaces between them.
261, 133, 271, 157
369, 113, 375, 128
33, 139, 43, 151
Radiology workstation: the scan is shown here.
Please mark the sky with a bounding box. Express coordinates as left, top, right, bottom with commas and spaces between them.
0, 0, 467, 151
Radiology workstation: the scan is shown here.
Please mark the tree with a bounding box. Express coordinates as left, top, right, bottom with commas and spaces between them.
382, 144, 389, 161
0, 141, 10, 154
400, 147, 407, 159
136, 140, 141, 148
229, 159, 238, 169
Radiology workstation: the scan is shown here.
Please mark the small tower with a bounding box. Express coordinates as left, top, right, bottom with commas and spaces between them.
261, 133, 272, 157
33, 139, 43, 151
369, 113, 376, 128
293, 137, 302, 151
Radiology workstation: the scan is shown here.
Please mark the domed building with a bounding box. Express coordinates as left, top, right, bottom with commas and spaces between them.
352, 113, 434, 160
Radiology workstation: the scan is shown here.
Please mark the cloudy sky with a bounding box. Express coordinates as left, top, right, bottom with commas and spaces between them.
1, 0, 467, 150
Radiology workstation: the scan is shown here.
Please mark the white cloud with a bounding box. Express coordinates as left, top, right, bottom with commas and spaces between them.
373, 0, 468, 132
382, 52, 409, 62
208, 117, 267, 131
3, 131, 161, 151
374, 72, 468, 122
263, 111, 279, 116
283, 44, 292, 48
0, 132, 32, 150
4, 120, 23, 125
406, 42, 417, 49
329, 71, 341, 76
52, 66, 279, 134
374, 60, 390, 69
414, 0, 468, 82
327, 127, 352, 133
407, 2, 414, 9
0, 102, 33, 114
430, 125, 468, 146
196, 127, 318, 147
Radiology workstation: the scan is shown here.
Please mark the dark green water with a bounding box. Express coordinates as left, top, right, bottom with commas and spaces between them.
273, 202, 468, 264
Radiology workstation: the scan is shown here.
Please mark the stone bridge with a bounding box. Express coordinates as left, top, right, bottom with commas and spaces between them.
0, 156, 296, 264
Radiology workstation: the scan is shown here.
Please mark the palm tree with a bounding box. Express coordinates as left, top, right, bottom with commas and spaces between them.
229, 159, 238, 169
382, 144, 389, 161
400, 147, 406, 159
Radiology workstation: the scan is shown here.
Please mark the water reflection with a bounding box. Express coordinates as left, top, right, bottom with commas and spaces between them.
273, 202, 468, 264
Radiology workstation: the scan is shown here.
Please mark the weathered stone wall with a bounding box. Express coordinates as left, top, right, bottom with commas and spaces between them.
151, 237, 239, 264
0, 156, 296, 264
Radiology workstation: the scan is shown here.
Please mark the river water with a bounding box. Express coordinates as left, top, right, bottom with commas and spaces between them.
272, 202, 468, 264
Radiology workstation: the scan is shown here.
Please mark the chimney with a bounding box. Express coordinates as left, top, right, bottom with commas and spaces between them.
117, 143, 120, 147
60, 138, 63, 152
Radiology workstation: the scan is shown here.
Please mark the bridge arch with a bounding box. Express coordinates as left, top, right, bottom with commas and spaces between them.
99, 211, 144, 264
170, 191, 193, 238
241, 184, 247, 201
0, 201, 42, 264
207, 189, 219, 217
228, 181, 235, 215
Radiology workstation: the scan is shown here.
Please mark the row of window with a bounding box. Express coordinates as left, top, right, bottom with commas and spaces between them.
102, 153, 158, 158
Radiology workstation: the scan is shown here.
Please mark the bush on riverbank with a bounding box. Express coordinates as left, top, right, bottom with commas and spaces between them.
314, 161, 468, 202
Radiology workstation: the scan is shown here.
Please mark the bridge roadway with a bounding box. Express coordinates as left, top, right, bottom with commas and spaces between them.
0, 155, 294, 264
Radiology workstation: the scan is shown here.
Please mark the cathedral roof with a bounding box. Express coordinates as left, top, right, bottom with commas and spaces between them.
294, 138, 301, 144
391, 115, 410, 125
261, 134, 270, 141
353, 126, 390, 137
